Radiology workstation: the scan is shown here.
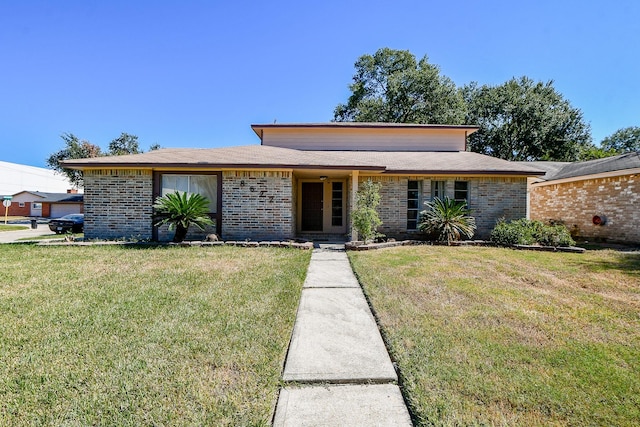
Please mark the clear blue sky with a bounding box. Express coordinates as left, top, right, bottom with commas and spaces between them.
1, 0, 638, 167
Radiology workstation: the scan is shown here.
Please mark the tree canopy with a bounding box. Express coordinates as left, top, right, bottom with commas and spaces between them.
47, 132, 154, 188
333, 48, 466, 124
464, 77, 592, 161
600, 126, 640, 154
46, 133, 103, 188
334, 48, 594, 161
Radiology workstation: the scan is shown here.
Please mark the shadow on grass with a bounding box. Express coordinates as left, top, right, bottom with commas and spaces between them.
576, 253, 640, 277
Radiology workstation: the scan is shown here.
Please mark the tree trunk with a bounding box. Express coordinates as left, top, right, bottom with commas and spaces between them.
173, 224, 188, 243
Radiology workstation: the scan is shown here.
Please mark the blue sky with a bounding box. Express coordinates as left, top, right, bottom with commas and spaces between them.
1, 0, 638, 167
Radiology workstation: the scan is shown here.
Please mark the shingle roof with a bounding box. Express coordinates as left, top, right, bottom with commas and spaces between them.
14, 191, 84, 202
62, 145, 545, 176
527, 152, 640, 182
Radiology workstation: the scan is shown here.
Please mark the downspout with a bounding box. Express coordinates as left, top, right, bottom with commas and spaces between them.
350, 170, 359, 241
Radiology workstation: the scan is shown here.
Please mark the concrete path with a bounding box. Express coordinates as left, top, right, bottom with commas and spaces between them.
0, 223, 53, 243
273, 249, 412, 426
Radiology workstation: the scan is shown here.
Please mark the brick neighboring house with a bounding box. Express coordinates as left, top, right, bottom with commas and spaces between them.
7, 190, 84, 218
528, 151, 640, 244
62, 123, 544, 242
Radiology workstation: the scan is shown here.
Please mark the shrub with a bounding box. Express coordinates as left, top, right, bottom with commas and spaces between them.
351, 179, 384, 243
419, 197, 476, 245
153, 192, 214, 243
490, 219, 575, 247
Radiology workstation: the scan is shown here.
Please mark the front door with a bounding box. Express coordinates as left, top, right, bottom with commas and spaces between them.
301, 182, 323, 231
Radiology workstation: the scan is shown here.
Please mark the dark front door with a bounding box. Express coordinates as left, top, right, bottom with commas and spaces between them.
301, 182, 323, 231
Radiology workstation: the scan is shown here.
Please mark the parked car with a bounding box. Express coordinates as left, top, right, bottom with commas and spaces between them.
48, 214, 84, 234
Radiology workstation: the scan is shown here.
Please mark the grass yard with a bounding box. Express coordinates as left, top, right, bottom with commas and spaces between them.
349, 246, 640, 426
0, 224, 28, 232
0, 245, 310, 426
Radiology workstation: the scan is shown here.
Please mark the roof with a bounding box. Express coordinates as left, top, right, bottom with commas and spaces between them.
12, 191, 84, 203
527, 151, 640, 182
251, 122, 480, 137
515, 161, 571, 180
62, 145, 544, 176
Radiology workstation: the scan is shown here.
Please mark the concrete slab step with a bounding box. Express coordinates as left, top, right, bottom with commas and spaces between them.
273, 384, 412, 426
283, 287, 397, 383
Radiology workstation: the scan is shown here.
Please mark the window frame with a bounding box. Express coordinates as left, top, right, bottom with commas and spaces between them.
407, 180, 421, 230
454, 181, 469, 203
153, 171, 222, 239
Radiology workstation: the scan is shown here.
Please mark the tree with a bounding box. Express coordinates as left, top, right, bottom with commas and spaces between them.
351, 179, 383, 242
577, 143, 617, 161
419, 197, 476, 245
108, 132, 141, 155
46, 133, 103, 188
153, 192, 214, 243
600, 126, 640, 154
334, 48, 467, 124
463, 77, 592, 161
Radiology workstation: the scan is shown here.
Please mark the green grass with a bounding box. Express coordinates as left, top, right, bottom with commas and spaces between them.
349, 246, 640, 426
0, 245, 310, 426
0, 224, 28, 232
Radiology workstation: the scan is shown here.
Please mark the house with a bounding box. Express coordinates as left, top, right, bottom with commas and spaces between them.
528, 151, 640, 244
7, 190, 84, 218
62, 123, 545, 242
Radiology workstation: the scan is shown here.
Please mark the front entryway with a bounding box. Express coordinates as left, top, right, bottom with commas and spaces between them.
301, 182, 323, 231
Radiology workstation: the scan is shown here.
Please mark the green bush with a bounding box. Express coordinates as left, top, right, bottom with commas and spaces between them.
490, 219, 575, 247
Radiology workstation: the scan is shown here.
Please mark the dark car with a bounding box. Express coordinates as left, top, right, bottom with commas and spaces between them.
48, 214, 84, 234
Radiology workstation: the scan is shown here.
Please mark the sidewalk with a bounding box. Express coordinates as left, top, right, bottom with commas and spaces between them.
0, 223, 52, 243
273, 249, 412, 426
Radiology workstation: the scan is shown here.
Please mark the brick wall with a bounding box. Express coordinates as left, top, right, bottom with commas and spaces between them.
363, 175, 528, 240
530, 174, 640, 243
6, 202, 31, 217
84, 169, 153, 240
221, 171, 294, 240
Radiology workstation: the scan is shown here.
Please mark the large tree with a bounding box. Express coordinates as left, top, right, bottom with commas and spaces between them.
463, 77, 592, 161
108, 132, 141, 155
333, 48, 466, 124
600, 126, 640, 154
47, 133, 103, 188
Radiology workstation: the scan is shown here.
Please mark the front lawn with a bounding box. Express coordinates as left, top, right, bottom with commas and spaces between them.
0, 224, 28, 232
349, 246, 640, 426
0, 245, 310, 426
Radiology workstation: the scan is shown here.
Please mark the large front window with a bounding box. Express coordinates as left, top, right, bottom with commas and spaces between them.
161, 174, 218, 212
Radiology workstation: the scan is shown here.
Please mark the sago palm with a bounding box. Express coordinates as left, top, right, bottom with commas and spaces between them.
419, 196, 476, 245
153, 191, 214, 242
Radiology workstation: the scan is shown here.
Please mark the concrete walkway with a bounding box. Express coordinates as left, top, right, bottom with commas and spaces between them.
0, 223, 52, 243
273, 249, 412, 426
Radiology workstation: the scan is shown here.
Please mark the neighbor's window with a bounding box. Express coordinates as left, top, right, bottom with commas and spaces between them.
32, 202, 42, 209
407, 180, 420, 230
431, 180, 445, 200
161, 174, 218, 212
331, 182, 343, 227
19, 202, 25, 208
454, 181, 469, 202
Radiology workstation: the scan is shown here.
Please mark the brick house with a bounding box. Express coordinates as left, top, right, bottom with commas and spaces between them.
7, 190, 83, 218
63, 123, 544, 242
529, 151, 640, 244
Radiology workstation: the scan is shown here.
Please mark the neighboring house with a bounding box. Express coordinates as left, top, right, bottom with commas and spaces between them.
0, 160, 76, 196
528, 151, 640, 244
63, 123, 544, 242
8, 190, 84, 218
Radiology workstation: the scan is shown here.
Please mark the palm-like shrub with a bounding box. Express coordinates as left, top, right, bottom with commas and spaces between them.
153, 192, 214, 242
419, 197, 476, 245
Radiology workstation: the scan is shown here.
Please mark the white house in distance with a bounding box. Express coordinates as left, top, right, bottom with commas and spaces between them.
0, 160, 75, 196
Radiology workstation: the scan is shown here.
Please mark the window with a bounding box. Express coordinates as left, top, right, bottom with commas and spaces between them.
32, 202, 42, 209
454, 181, 469, 202
19, 202, 25, 208
331, 182, 343, 226
161, 174, 218, 212
431, 180, 445, 200
407, 180, 420, 230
